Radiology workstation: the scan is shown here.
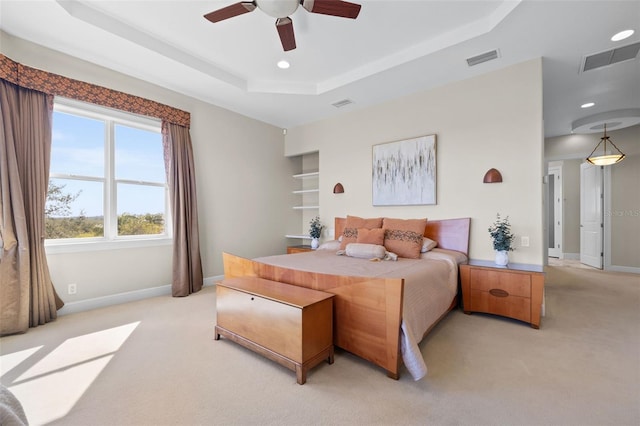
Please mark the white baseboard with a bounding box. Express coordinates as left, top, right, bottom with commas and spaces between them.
607, 265, 640, 274
58, 275, 224, 316
560, 253, 638, 274
204, 275, 224, 287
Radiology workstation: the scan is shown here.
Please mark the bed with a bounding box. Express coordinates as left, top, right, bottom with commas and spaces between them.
221, 217, 470, 380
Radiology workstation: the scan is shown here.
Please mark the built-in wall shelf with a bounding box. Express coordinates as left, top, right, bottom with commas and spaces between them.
293, 171, 319, 179
292, 168, 319, 211
293, 189, 320, 194
285, 234, 312, 240
287, 154, 319, 241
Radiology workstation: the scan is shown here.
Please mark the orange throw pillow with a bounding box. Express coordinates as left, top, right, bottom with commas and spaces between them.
356, 228, 385, 245
382, 218, 428, 259
340, 215, 383, 250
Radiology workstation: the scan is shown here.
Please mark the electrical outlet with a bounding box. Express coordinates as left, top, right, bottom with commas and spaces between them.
521, 236, 530, 247
68, 284, 77, 295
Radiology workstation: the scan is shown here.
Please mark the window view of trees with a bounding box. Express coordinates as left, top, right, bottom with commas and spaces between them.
45, 181, 101, 239
117, 213, 164, 236
45, 182, 164, 239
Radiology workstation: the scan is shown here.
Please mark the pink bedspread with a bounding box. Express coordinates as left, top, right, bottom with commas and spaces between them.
254, 248, 467, 380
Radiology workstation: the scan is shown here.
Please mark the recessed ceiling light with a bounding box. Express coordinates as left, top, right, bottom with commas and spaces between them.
611, 29, 634, 41
277, 60, 290, 69
581, 102, 595, 108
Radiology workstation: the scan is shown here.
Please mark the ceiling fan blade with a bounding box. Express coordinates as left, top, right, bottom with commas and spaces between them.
301, 0, 361, 19
276, 17, 296, 51
204, 1, 256, 23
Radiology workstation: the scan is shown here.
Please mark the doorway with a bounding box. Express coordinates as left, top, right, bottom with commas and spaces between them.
579, 162, 603, 269
547, 163, 563, 258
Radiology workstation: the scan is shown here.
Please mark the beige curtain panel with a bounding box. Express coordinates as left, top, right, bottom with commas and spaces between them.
162, 122, 203, 297
0, 79, 64, 336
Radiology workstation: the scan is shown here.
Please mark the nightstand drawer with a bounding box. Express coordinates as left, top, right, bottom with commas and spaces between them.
287, 245, 313, 254
470, 289, 531, 323
469, 269, 531, 298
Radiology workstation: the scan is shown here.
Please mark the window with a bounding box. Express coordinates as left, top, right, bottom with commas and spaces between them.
46, 99, 170, 248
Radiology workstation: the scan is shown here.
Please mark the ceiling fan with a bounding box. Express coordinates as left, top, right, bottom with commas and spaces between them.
204, 0, 362, 51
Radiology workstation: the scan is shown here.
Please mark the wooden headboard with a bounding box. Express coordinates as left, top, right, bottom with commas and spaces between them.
334, 217, 471, 256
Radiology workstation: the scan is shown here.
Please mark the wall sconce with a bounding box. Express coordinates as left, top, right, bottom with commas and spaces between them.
483, 168, 503, 183
333, 183, 344, 193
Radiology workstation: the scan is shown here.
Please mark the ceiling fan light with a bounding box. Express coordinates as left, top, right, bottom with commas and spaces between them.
256, 0, 299, 18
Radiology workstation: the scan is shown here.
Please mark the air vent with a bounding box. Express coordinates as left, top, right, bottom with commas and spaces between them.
332, 99, 354, 108
582, 42, 640, 72
466, 49, 500, 67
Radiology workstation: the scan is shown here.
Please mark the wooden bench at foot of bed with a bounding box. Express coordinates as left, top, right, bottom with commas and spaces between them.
222, 252, 405, 379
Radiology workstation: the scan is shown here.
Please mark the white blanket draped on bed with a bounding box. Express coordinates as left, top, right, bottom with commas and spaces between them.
254, 247, 467, 380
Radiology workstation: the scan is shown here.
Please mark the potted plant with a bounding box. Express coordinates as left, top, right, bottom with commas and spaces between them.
488, 213, 515, 266
309, 216, 324, 249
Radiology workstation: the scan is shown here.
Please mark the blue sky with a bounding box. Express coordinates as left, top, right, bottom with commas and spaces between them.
49, 111, 165, 217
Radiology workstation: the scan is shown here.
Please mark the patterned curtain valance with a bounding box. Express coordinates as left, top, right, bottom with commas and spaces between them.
0, 54, 190, 128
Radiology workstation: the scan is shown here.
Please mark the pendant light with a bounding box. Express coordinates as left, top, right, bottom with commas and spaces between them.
586, 124, 625, 166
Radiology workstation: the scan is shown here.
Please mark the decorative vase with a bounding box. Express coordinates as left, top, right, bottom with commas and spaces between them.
495, 250, 509, 266
311, 238, 319, 249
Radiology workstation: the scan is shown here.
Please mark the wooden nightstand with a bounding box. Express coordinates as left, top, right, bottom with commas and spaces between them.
287, 245, 313, 254
215, 276, 334, 384
460, 260, 544, 328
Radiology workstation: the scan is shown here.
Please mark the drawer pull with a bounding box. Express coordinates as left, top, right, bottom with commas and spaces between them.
251, 297, 254, 301
489, 288, 509, 297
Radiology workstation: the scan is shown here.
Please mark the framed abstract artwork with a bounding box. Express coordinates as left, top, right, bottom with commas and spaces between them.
372, 134, 436, 206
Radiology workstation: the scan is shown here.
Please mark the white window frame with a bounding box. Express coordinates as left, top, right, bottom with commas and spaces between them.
45, 98, 172, 254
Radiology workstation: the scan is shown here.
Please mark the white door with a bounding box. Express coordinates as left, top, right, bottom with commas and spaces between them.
580, 162, 603, 269
548, 165, 563, 258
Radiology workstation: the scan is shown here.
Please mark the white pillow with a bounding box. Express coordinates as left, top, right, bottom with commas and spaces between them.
421, 237, 438, 253
318, 240, 341, 251
345, 243, 387, 259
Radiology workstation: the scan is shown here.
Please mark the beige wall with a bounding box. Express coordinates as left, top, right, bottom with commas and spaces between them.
545, 125, 640, 269
286, 59, 545, 265
610, 153, 640, 268
1, 32, 296, 303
